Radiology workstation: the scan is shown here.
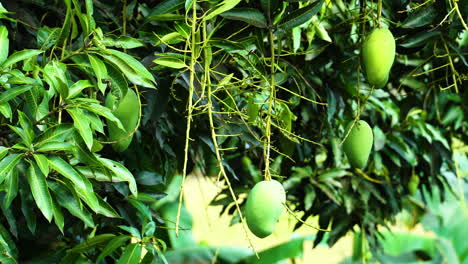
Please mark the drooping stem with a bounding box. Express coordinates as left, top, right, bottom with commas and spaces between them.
377, 0, 382, 28
175, 1, 197, 236
263, 28, 276, 182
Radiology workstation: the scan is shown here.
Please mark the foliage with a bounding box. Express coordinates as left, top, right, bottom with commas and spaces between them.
0, 0, 466, 262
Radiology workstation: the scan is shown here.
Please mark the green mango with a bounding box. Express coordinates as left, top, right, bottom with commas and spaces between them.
105, 89, 140, 152
342, 120, 373, 169
362, 28, 395, 87
408, 174, 420, 195
245, 180, 286, 238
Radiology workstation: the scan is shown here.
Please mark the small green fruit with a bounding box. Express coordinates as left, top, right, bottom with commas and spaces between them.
362, 28, 395, 87
343, 120, 373, 169
408, 174, 420, 195
245, 180, 285, 238
105, 89, 140, 152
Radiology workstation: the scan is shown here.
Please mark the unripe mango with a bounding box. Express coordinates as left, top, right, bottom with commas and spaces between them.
105, 89, 140, 152
245, 180, 285, 238
362, 28, 395, 88
342, 120, 373, 169
408, 174, 419, 195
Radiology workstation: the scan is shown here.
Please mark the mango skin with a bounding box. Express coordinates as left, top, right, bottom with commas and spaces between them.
362, 28, 395, 88
343, 120, 373, 169
245, 180, 286, 238
105, 89, 140, 152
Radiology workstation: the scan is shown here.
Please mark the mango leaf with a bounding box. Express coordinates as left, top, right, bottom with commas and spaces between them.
48, 181, 95, 228
0, 25, 8, 65
153, 56, 187, 69
33, 154, 50, 177
1, 50, 43, 70
100, 49, 155, 88
401, 6, 438, 28
52, 199, 64, 233
67, 80, 94, 99
399, 31, 440, 48
204, 0, 242, 21
56, 0, 72, 45
278, 0, 324, 30
67, 108, 93, 150
117, 243, 142, 264
0, 153, 22, 183
98, 157, 138, 196
88, 54, 108, 94
48, 156, 100, 212
36, 142, 74, 153
35, 124, 74, 146
106, 62, 128, 102
20, 188, 37, 234
96, 235, 131, 262
97, 196, 120, 218
220, 8, 267, 28
0, 85, 32, 104
148, 0, 185, 16
26, 164, 54, 222
3, 169, 18, 209
68, 234, 115, 253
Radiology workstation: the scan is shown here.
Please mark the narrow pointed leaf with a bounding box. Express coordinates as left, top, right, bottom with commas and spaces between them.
278, 0, 324, 30
0, 154, 22, 183
220, 8, 267, 28
1, 50, 43, 70
67, 108, 93, 150
48, 156, 99, 212
26, 164, 54, 222
98, 157, 138, 196
0, 85, 33, 104
96, 235, 131, 262
3, 169, 18, 209
117, 243, 142, 264
68, 234, 115, 253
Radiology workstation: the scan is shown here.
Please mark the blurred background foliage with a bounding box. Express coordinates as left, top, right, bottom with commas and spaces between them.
0, 0, 466, 263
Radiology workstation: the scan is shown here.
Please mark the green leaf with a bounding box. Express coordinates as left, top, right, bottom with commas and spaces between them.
0, 103, 12, 119
399, 31, 440, 48
26, 164, 54, 222
48, 181, 95, 228
35, 124, 74, 146
128, 198, 152, 221
43, 61, 68, 97
88, 54, 108, 94
20, 188, 37, 234
96, 235, 131, 262
1, 50, 43, 70
48, 156, 100, 212
102, 36, 144, 49
52, 199, 64, 233
36, 141, 74, 152
0, 153, 22, 183
67, 108, 93, 150
3, 169, 18, 209
117, 243, 142, 264
68, 234, 115, 253
204, 0, 242, 21
0, 85, 33, 104
278, 0, 324, 30
100, 49, 155, 88
0, 147, 7, 160
98, 157, 138, 196
81, 103, 125, 130
106, 62, 128, 103
0, 25, 9, 65
97, 196, 120, 218
220, 8, 268, 28
153, 56, 187, 69
401, 6, 438, 28
148, 0, 185, 16
67, 80, 94, 99
57, 0, 72, 45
